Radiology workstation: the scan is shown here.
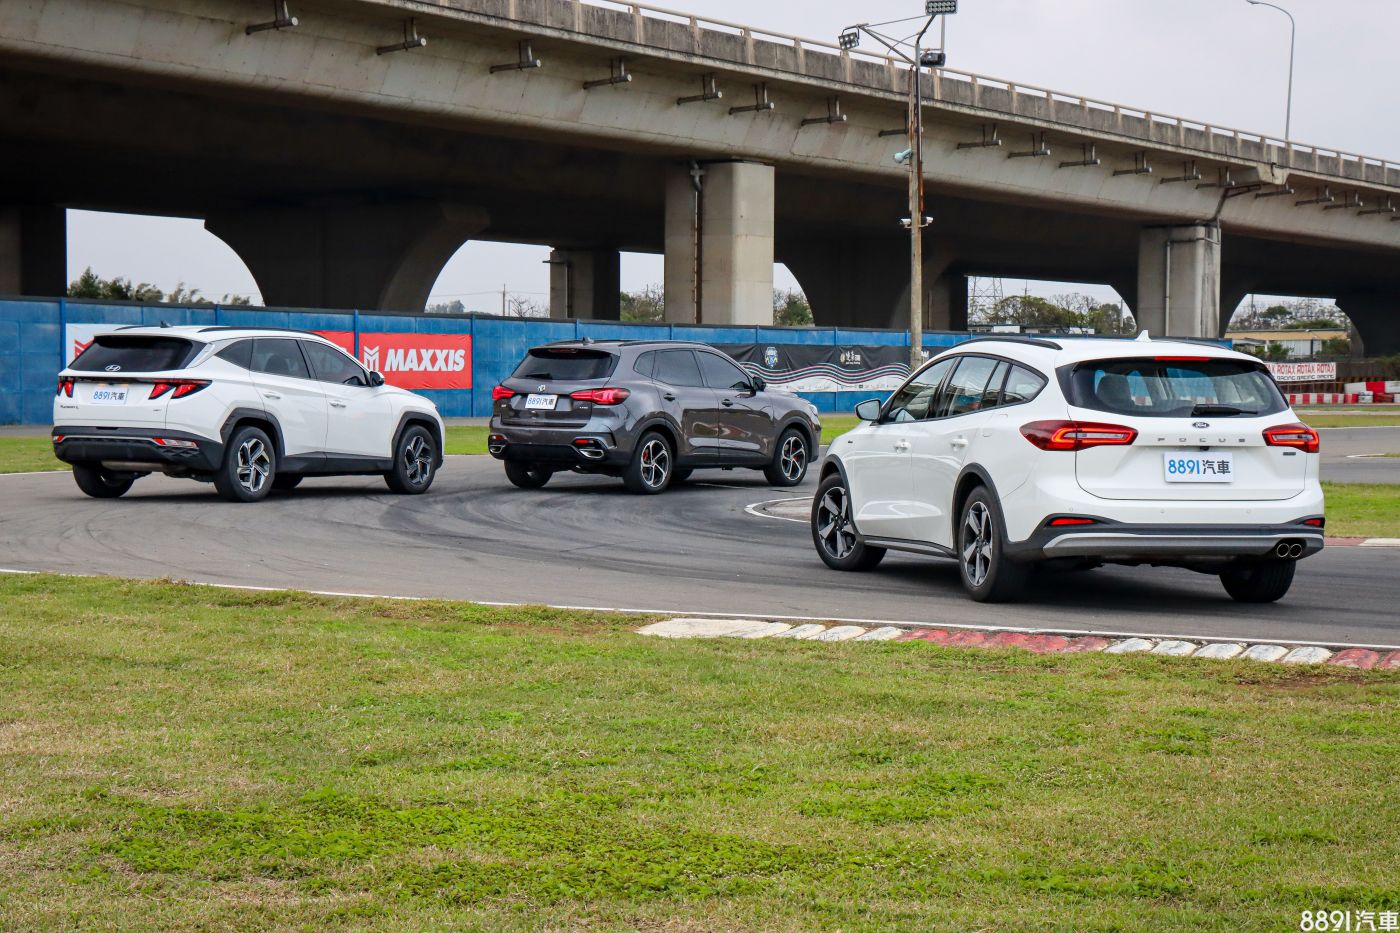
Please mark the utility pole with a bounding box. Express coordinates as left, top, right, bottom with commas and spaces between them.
841, 2, 957, 370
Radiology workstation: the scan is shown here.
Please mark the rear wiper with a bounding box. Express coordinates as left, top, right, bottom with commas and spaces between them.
1191, 404, 1257, 417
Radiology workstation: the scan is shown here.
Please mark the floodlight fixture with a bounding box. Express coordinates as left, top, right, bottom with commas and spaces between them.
926, 0, 957, 15
920, 49, 947, 68
839, 29, 861, 50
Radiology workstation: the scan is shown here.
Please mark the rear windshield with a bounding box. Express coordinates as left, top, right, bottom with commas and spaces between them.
1064, 358, 1287, 418
513, 348, 617, 382
71, 335, 197, 373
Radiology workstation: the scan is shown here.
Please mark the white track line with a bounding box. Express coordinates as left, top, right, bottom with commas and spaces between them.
0, 470, 68, 477
4, 566, 1398, 653
744, 497, 811, 524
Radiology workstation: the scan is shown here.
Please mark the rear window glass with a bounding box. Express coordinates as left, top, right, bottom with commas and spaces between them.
71, 336, 196, 373
1065, 358, 1286, 418
514, 349, 617, 382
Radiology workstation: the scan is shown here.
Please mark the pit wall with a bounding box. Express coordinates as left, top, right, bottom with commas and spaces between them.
0, 297, 969, 424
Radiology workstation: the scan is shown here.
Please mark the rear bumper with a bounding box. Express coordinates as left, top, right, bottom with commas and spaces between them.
487, 421, 630, 467
1005, 519, 1326, 562
51, 426, 223, 473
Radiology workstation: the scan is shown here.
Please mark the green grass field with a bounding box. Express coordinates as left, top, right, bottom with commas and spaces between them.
1300, 414, 1400, 429
0, 574, 1396, 930
1320, 482, 1400, 539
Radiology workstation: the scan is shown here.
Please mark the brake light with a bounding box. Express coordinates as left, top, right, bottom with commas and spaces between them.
57, 377, 74, 398
149, 380, 210, 400
1021, 421, 1138, 451
1263, 423, 1320, 454
492, 386, 516, 401
1303, 518, 1325, 528
570, 388, 631, 406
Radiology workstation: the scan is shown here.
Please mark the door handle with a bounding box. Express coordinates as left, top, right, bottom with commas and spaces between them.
663, 393, 677, 402
263, 392, 282, 400
722, 399, 734, 407
950, 436, 970, 449
894, 440, 911, 452
330, 401, 347, 409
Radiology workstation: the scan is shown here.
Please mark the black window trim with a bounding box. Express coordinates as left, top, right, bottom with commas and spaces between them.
696, 350, 754, 392
880, 352, 1048, 424
300, 338, 370, 387
250, 336, 315, 382
878, 355, 959, 425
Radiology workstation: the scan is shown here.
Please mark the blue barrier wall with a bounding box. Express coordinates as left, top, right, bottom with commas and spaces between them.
0, 297, 971, 424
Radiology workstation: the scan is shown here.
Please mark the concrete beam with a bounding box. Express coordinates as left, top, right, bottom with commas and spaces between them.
548, 249, 621, 320
1136, 225, 1222, 339
206, 202, 488, 312
0, 206, 67, 299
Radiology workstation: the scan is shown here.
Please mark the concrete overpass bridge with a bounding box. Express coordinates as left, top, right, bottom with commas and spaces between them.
3, 0, 1399, 350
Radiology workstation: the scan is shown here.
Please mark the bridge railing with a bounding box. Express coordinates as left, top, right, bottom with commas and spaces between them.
464, 0, 1399, 189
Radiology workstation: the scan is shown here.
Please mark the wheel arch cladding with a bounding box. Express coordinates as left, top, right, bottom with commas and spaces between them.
395, 413, 444, 466
782, 417, 817, 453
636, 418, 679, 454
953, 466, 996, 531
222, 409, 283, 460
820, 456, 847, 484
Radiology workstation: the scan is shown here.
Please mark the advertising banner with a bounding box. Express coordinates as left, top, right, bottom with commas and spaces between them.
1265, 361, 1337, 383
718, 344, 912, 393
64, 323, 110, 365
315, 332, 473, 391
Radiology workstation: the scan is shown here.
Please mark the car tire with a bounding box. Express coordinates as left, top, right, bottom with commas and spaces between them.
811, 473, 885, 572
272, 475, 303, 493
504, 461, 554, 490
623, 431, 674, 495
72, 463, 136, 499
385, 425, 438, 495
764, 428, 810, 487
1220, 560, 1296, 603
958, 486, 1030, 603
214, 425, 276, 503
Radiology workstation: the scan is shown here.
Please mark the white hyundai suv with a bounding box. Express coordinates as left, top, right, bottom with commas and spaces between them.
812, 335, 1325, 604
53, 326, 445, 503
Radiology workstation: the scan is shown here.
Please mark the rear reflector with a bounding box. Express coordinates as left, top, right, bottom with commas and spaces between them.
570, 388, 631, 406
1021, 421, 1138, 451
1303, 518, 1325, 528
152, 437, 199, 449
52, 436, 65, 444
1263, 422, 1320, 454
1048, 517, 1098, 527
492, 386, 516, 401
149, 380, 210, 401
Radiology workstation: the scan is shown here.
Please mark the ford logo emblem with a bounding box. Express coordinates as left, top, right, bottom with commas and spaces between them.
105, 364, 122, 372
1193, 421, 1210, 429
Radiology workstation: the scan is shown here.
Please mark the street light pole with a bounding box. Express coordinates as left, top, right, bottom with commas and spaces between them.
1246, 0, 1296, 141
841, 2, 955, 370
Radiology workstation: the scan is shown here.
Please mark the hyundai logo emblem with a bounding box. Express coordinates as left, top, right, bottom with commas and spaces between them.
539, 385, 547, 392
1193, 421, 1211, 429
105, 364, 122, 372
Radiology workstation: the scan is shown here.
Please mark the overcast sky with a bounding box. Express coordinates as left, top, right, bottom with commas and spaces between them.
68, 0, 1398, 311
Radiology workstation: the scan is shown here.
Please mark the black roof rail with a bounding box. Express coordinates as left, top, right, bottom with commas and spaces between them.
961, 335, 1063, 351
196, 325, 319, 336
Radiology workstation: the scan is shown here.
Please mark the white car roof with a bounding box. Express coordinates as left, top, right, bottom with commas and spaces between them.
90, 325, 337, 344
942, 334, 1256, 368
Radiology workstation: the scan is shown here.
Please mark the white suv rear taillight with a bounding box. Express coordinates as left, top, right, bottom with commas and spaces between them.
1020, 421, 1138, 452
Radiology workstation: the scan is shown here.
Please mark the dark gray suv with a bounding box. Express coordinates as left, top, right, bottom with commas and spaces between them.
488, 340, 821, 494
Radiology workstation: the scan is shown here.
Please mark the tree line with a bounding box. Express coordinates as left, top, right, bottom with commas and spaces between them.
67, 268, 252, 307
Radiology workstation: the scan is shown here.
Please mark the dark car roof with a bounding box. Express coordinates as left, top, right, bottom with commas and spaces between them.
537, 339, 720, 354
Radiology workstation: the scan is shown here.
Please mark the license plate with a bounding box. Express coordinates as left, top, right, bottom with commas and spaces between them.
1164, 452, 1234, 483
88, 384, 131, 406
525, 394, 559, 411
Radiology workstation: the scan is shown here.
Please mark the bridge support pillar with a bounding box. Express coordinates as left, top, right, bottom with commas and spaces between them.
206, 201, 488, 312
927, 271, 969, 333
784, 239, 954, 331
1338, 294, 1400, 356
1136, 224, 1222, 339
0, 206, 66, 298
664, 161, 774, 326
548, 249, 620, 320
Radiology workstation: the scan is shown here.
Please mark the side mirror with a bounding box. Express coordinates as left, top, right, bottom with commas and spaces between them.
369, 371, 386, 388
855, 398, 883, 422
750, 376, 767, 393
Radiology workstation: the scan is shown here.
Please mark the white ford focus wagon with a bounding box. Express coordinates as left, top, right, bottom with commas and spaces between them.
812, 334, 1325, 604
53, 326, 445, 503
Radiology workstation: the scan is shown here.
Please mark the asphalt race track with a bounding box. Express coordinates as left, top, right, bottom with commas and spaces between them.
3, 452, 1398, 649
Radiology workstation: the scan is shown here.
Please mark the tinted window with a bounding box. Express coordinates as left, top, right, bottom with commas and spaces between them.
655, 350, 705, 388
217, 339, 253, 370
939, 356, 1003, 418
633, 351, 657, 379
302, 341, 368, 386
698, 352, 752, 391
1065, 357, 1286, 418
513, 348, 617, 382
71, 336, 196, 373
1003, 365, 1048, 405
250, 338, 311, 379
885, 358, 956, 423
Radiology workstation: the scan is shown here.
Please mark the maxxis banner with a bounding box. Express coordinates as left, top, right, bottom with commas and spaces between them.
317, 332, 472, 390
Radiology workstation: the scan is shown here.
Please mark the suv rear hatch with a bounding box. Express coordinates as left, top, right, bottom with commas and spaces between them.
60, 335, 202, 428
500, 347, 622, 428
1063, 356, 1308, 502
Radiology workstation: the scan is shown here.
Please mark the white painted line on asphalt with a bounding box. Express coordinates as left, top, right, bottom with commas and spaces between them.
0, 470, 68, 477
743, 497, 811, 524
5, 567, 1400, 653
1361, 539, 1400, 548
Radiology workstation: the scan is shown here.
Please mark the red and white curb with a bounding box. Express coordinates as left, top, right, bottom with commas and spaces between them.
637, 619, 1400, 669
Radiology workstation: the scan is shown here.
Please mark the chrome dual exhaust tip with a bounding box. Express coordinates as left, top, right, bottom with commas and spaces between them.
1273, 541, 1306, 560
